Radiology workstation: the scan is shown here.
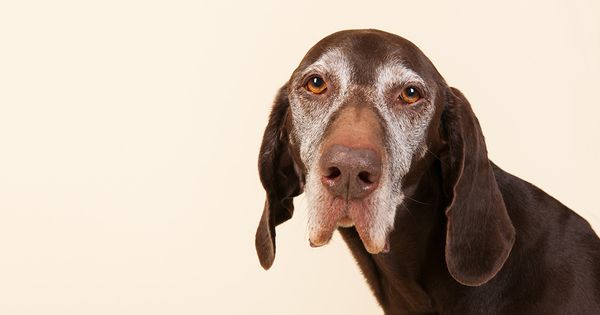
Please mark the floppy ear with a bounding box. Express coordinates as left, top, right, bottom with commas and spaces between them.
440, 87, 516, 286
255, 84, 303, 270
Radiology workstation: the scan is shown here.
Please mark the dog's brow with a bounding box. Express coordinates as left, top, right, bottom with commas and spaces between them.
301, 48, 352, 86
375, 61, 425, 94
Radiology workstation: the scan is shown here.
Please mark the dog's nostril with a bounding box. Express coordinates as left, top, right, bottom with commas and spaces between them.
358, 171, 374, 184
325, 167, 342, 180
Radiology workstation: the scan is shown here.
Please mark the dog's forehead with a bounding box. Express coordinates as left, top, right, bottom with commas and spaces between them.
296, 29, 435, 83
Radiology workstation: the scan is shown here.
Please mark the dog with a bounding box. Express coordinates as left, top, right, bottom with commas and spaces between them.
254, 29, 600, 314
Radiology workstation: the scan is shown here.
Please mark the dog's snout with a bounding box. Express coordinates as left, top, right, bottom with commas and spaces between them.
320, 144, 382, 199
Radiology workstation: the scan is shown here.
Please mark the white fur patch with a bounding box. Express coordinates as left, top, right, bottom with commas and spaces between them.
289, 52, 435, 253
290, 48, 352, 165
289, 49, 352, 246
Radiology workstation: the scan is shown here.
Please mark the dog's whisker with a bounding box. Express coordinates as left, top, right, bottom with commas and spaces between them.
404, 195, 432, 206
399, 203, 416, 219
425, 148, 442, 162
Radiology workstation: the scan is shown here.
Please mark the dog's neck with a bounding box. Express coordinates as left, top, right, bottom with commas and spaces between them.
338, 161, 447, 315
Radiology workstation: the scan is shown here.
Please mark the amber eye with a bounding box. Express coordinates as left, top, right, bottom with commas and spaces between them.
399, 86, 421, 104
306, 76, 327, 94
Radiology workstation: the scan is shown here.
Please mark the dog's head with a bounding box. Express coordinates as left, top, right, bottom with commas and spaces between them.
255, 29, 515, 286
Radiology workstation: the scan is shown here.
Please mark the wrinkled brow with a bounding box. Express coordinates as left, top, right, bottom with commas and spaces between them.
375, 60, 427, 96
293, 49, 352, 86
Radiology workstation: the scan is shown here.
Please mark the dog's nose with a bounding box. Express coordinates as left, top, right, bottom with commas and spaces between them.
319, 144, 382, 199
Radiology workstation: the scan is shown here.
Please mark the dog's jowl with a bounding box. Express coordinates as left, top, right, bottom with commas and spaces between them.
254, 29, 600, 315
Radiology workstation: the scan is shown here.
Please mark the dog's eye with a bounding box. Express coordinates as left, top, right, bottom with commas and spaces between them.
306, 76, 327, 94
399, 86, 421, 104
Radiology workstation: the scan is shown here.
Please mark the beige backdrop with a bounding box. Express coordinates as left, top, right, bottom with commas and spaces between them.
1, 0, 598, 314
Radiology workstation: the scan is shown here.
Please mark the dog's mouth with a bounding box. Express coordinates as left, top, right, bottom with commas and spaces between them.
305, 141, 396, 254
307, 193, 394, 255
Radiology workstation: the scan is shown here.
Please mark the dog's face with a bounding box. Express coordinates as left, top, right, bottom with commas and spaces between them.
256, 29, 515, 287
286, 31, 445, 254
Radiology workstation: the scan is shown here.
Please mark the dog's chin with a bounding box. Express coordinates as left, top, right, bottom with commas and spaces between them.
307, 195, 393, 255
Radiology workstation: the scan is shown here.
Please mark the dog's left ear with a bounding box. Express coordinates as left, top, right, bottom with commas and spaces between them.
440, 87, 516, 286
255, 84, 303, 270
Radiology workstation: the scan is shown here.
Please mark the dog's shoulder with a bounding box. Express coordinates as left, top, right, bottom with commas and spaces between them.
491, 162, 596, 237
480, 162, 600, 312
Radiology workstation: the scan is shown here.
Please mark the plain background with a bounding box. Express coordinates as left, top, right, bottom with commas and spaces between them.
1, 0, 599, 314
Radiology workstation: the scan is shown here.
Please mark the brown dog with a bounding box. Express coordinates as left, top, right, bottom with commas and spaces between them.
255, 29, 600, 314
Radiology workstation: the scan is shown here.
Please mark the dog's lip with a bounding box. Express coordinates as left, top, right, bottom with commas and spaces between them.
307, 196, 393, 254
359, 235, 391, 255
308, 231, 334, 248
380, 239, 391, 254
307, 197, 352, 248
309, 239, 324, 248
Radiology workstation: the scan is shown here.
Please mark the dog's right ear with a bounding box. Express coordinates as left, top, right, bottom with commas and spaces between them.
255, 84, 303, 270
